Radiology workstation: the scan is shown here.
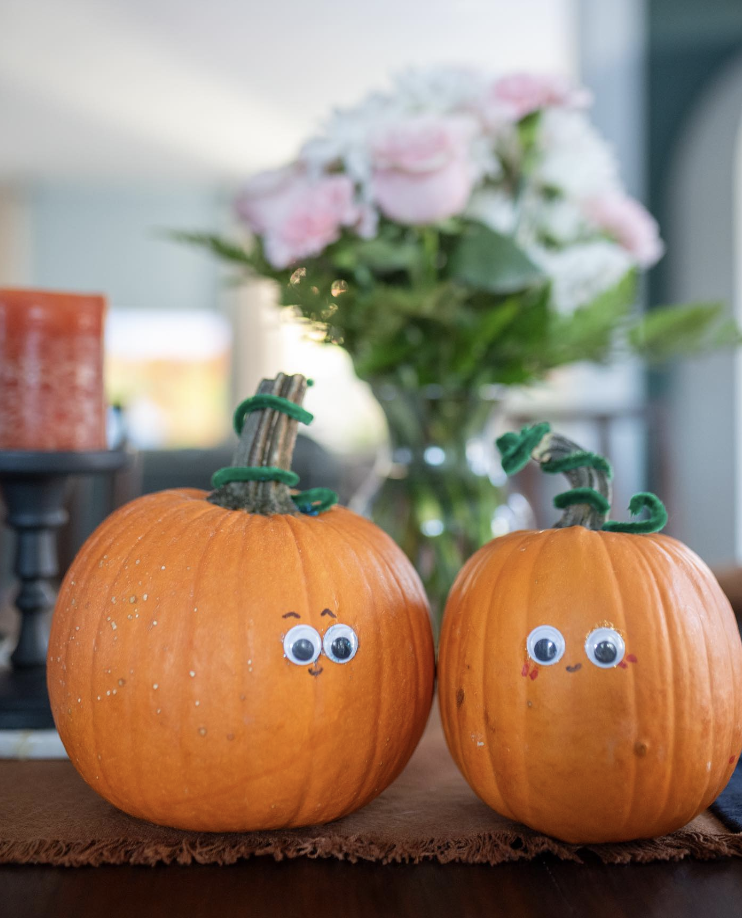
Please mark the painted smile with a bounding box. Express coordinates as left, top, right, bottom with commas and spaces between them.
308, 663, 323, 677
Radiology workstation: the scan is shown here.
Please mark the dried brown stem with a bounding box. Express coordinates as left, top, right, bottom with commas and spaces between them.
208, 373, 308, 515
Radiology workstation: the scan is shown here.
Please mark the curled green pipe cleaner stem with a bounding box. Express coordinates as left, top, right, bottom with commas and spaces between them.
233, 394, 313, 434
291, 488, 339, 515
602, 492, 668, 534
495, 421, 667, 534
553, 487, 612, 516
541, 451, 613, 478
496, 421, 551, 476
211, 466, 299, 489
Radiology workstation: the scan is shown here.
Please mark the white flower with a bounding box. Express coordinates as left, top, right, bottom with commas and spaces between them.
300, 92, 400, 183
535, 109, 620, 198
469, 134, 502, 183
392, 66, 485, 116
536, 198, 589, 245
528, 240, 634, 314
466, 189, 517, 234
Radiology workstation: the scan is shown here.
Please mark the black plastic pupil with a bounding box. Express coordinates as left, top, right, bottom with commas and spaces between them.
292, 638, 315, 662
331, 636, 353, 660
594, 640, 617, 664
534, 638, 556, 662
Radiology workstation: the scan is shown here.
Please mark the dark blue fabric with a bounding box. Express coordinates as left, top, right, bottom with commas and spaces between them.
711, 759, 742, 832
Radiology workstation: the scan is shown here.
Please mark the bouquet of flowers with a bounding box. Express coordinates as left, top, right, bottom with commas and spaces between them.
178, 68, 737, 617
180, 67, 734, 390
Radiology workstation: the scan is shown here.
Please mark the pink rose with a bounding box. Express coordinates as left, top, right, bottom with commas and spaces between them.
583, 193, 664, 268
236, 170, 358, 268
483, 73, 592, 123
235, 165, 303, 236
370, 116, 476, 225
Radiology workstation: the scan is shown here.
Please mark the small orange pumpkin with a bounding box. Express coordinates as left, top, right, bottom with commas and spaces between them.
438, 423, 742, 843
48, 374, 434, 831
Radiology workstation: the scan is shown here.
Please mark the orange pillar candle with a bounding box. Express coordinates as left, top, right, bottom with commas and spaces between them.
0, 289, 107, 451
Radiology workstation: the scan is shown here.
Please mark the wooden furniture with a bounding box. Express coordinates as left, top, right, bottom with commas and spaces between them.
2, 854, 742, 918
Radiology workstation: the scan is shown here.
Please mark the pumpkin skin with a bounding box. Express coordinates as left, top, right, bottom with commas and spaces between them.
438, 525, 742, 844
48, 489, 434, 831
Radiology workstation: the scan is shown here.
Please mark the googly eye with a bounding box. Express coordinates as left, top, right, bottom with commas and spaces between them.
585, 627, 625, 668
322, 623, 359, 664
283, 625, 321, 665
526, 625, 565, 666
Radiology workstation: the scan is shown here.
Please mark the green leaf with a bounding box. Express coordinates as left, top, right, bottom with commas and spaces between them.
331, 237, 421, 275
547, 271, 637, 366
354, 343, 413, 378
451, 298, 521, 378
447, 224, 545, 294
165, 231, 256, 269
628, 301, 741, 362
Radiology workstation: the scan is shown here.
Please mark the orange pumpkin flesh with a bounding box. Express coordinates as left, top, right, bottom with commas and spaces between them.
48, 376, 435, 832
439, 525, 742, 844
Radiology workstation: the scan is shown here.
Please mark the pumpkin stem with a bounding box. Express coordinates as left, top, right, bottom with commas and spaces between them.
534, 432, 613, 530
497, 424, 613, 530
208, 373, 308, 515
497, 423, 669, 534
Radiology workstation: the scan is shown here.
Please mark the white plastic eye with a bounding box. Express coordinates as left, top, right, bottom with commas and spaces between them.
283, 625, 321, 665
585, 627, 625, 668
323, 623, 359, 664
526, 625, 566, 666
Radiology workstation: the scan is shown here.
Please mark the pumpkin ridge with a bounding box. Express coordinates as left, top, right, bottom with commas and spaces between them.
171, 504, 250, 820
619, 534, 676, 835
467, 530, 542, 819
668, 537, 739, 818
110, 500, 213, 820
91, 497, 221, 812
319, 510, 395, 813
280, 513, 324, 827
57, 497, 158, 777
322, 507, 434, 810
441, 531, 532, 782
288, 512, 361, 821
78, 497, 202, 805
338, 516, 396, 812
632, 528, 716, 836
57, 495, 195, 752
594, 530, 641, 838
648, 536, 730, 817
651, 537, 715, 818
653, 534, 724, 828
514, 527, 568, 827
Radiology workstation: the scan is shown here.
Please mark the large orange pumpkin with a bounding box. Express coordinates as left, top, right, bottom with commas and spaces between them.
438, 423, 742, 843
48, 373, 434, 831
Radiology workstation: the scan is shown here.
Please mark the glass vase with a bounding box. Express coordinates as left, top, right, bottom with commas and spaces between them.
360, 384, 534, 629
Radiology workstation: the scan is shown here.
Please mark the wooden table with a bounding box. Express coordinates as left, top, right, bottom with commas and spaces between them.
2, 853, 742, 918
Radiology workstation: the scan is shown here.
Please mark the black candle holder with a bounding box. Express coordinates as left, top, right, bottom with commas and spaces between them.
0, 450, 130, 729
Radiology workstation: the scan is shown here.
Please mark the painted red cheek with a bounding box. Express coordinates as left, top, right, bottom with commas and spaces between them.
730, 755, 737, 765
529, 668, 539, 680
521, 663, 529, 678
618, 660, 628, 669
626, 654, 638, 664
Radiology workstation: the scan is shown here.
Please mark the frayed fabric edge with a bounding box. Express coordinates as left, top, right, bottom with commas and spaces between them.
2, 830, 742, 868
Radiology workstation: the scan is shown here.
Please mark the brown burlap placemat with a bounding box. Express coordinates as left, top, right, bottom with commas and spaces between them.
2, 709, 742, 868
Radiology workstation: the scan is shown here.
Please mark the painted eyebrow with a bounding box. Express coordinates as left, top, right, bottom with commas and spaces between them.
282, 611, 301, 619
321, 609, 337, 618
